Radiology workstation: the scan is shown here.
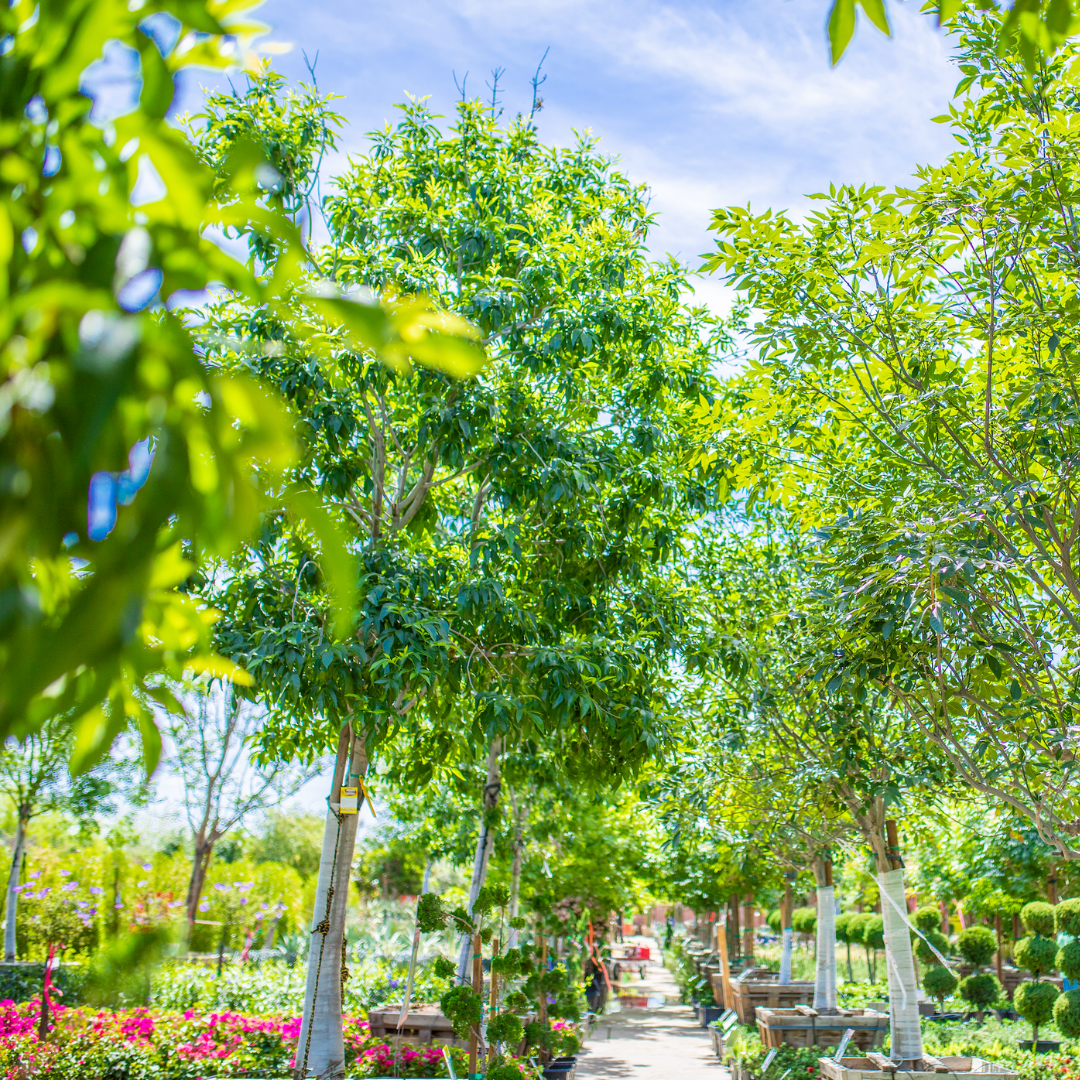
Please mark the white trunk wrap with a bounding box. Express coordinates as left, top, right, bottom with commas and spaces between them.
878, 867, 923, 1064
779, 927, 793, 984
814, 885, 837, 1011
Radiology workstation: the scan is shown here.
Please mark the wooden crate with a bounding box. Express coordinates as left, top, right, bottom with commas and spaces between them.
819, 1057, 1018, 1080
366, 1005, 465, 1047
756, 1006, 888, 1050
731, 978, 815, 1025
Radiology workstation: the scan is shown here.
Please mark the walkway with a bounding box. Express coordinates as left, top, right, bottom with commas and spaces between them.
577, 946, 724, 1079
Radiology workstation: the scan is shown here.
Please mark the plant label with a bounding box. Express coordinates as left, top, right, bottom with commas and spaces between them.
339, 786, 359, 814
721, 1008, 739, 1031
762, 1048, 778, 1073
834, 1029, 855, 1060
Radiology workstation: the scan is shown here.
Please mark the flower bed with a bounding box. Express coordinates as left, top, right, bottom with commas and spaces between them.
0, 997, 482, 1078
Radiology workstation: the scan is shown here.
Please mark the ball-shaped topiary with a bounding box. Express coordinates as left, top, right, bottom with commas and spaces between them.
864, 915, 885, 950
915, 929, 951, 966
914, 905, 942, 934
1054, 988, 1080, 1038
1021, 901, 1056, 938
957, 926, 997, 969
1015, 934, 1059, 978
1056, 899, 1080, 937
923, 963, 958, 1005
836, 912, 856, 943
846, 913, 872, 944
767, 909, 782, 933
1015, 979, 1060, 1039
792, 906, 817, 936
487, 1012, 523, 1048
1058, 940, 1080, 981
959, 972, 1000, 1009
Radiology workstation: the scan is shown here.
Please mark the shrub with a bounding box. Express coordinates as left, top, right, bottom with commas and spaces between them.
1054, 988, 1080, 1038
487, 1011, 523, 1048
863, 915, 885, 950
1015, 979, 1060, 1038
1056, 899, 1080, 937
957, 926, 996, 968
792, 907, 817, 936
835, 913, 856, 943
916, 929, 951, 966
440, 985, 482, 1038
1021, 902, 1056, 937
1015, 934, 1059, 977
846, 913, 873, 944
767, 909, 782, 933
914, 906, 942, 934
923, 964, 958, 1006
1058, 940, 1080, 981
958, 972, 1000, 1009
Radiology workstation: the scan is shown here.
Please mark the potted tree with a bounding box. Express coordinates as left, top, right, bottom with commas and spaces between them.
956, 927, 1000, 1021
912, 909, 956, 1019
1014, 901, 1061, 1052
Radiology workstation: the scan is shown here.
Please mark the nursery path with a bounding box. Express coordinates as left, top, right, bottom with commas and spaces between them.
576, 946, 723, 1080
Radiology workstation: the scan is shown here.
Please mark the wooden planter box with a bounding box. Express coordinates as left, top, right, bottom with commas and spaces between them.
756, 1006, 888, 1050
819, 1057, 1018, 1080
366, 1005, 465, 1047
709, 1025, 723, 1057
710, 966, 775, 1008
731, 978, 815, 1025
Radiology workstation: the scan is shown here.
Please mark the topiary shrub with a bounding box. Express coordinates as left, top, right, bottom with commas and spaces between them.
864, 915, 885, 950
1056, 899, 1080, 937
792, 906, 817, 937
487, 1011, 523, 1048
959, 972, 1001, 1010
1015, 934, 1059, 978
914, 906, 942, 934
957, 926, 997, 968
1058, 940, 1080, 981
1022, 902, 1056, 938
767, 909, 782, 933
1054, 988, 1080, 1038
924, 963, 958, 1010
1016, 979, 1060, 1043
836, 912, 857, 982
916, 929, 950, 966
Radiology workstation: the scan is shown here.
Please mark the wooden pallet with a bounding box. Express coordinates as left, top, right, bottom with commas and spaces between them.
756, 1006, 888, 1049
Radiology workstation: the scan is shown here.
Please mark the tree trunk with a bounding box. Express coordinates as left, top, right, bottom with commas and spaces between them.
184, 837, 214, 942
294, 725, 367, 1080
1049, 873, 1059, 905
741, 895, 754, 967
813, 858, 837, 1012
940, 899, 950, 936
456, 739, 502, 980
728, 895, 740, 962
779, 876, 794, 984
995, 913, 1004, 984
4, 807, 27, 962
508, 794, 526, 950
875, 818, 923, 1067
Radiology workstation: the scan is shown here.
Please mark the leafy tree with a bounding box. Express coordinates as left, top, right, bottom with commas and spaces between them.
190, 70, 721, 1074
701, 11, 1080, 860
0, 716, 141, 960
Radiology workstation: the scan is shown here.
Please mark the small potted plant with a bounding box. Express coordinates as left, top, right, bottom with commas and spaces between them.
1014, 901, 1061, 1052
956, 926, 1001, 1021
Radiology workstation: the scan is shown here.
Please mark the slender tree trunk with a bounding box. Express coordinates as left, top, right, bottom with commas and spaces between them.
846, 941, 853, 983
813, 857, 838, 1012
508, 794, 526, 950
456, 739, 502, 980
995, 913, 1004, 984
874, 818, 923, 1067
741, 896, 754, 965
184, 837, 214, 943
4, 806, 28, 962
294, 725, 367, 1080
779, 877, 794, 984
940, 899, 950, 936
728, 895, 740, 964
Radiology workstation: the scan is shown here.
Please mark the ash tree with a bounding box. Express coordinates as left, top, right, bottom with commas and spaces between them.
188, 71, 722, 1077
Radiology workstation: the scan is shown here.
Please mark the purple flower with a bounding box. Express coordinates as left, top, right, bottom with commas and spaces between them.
235, 882, 253, 891
58, 869, 71, 877
199, 901, 209, 912
239, 898, 248, 905
168, 900, 183, 909
213, 882, 229, 892
61, 882, 77, 892
34, 888, 50, 899
28, 871, 40, 880
142, 863, 152, 871
89, 887, 104, 896
114, 901, 124, 909
137, 880, 148, 887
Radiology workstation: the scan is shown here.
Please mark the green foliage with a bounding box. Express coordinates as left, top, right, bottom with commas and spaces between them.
924, 963, 958, 1004
916, 928, 951, 966
503, 990, 530, 1013
492, 949, 524, 979
767, 908, 782, 933
487, 1011, 523, 1048
1056, 899, 1080, 937
857, 915, 885, 950
1057, 941, 1080, 981
416, 893, 447, 934
914, 905, 943, 934
1015, 979, 1060, 1029
834, 912, 856, 944
959, 972, 1001, 1009
957, 926, 997, 968
1023, 903, 1057, 937
431, 956, 457, 982
792, 906, 817, 935
473, 885, 510, 915
1015, 935, 1059, 978
1053, 988, 1080, 1038
439, 984, 482, 1039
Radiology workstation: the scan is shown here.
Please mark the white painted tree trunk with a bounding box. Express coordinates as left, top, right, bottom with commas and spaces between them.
456, 739, 502, 980
4, 811, 27, 961
814, 885, 837, 1011
879, 867, 923, 1065
294, 727, 367, 1080
507, 795, 526, 950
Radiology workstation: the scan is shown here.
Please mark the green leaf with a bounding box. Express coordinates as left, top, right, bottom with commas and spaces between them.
858, 0, 891, 36
828, 0, 857, 64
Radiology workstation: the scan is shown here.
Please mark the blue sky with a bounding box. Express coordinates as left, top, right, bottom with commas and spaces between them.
185, 0, 961, 314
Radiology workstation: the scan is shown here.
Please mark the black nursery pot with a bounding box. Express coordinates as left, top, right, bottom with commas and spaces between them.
1017, 1040, 1062, 1053
995, 1009, 1019, 1022
697, 1005, 723, 1027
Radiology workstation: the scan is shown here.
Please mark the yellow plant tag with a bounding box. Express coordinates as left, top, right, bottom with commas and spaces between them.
339, 786, 359, 815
